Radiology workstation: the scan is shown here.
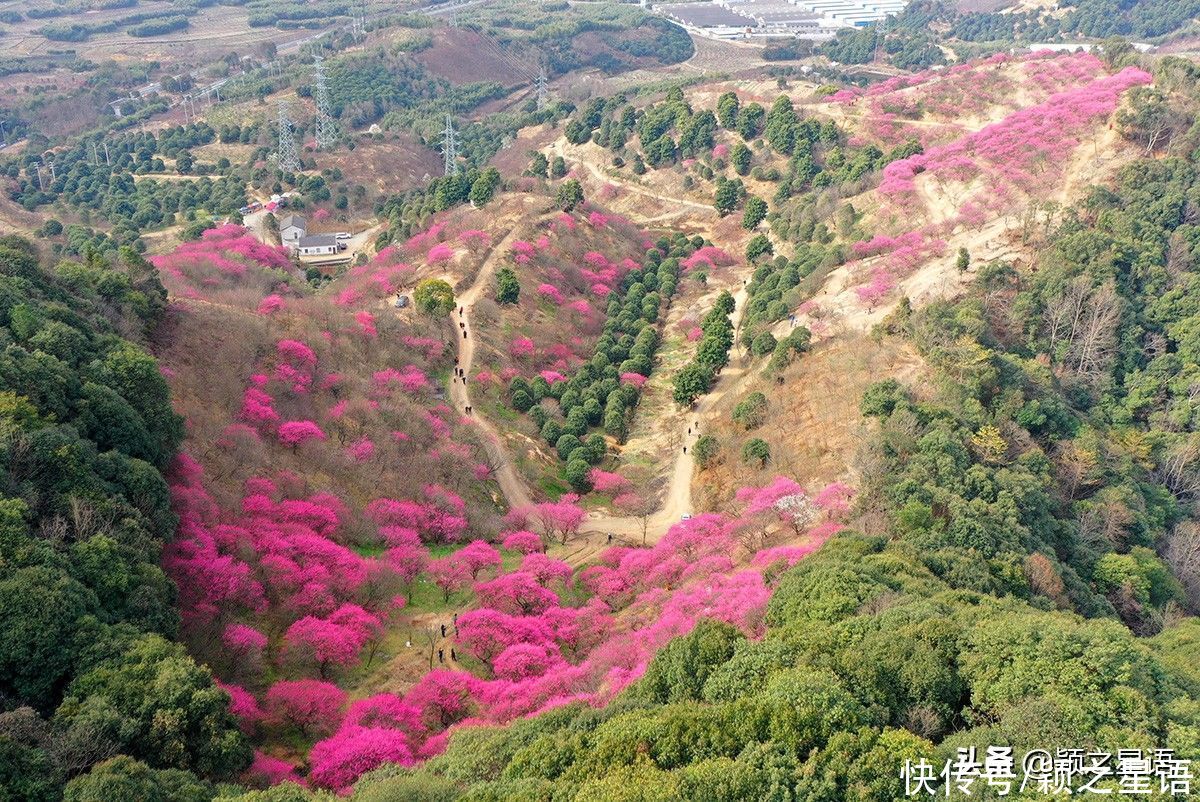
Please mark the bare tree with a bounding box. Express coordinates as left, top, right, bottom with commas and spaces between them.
1043, 277, 1122, 387
1156, 438, 1200, 501
1165, 521, 1200, 610
419, 623, 441, 672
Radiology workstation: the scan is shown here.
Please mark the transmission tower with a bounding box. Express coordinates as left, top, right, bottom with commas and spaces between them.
355, 0, 369, 40
276, 100, 302, 173
535, 67, 549, 111
441, 114, 460, 176
311, 56, 339, 149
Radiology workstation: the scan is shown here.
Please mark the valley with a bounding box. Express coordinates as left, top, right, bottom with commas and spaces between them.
0, 2, 1198, 800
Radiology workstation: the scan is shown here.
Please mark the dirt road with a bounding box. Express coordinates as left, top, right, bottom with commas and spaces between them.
443, 227, 536, 512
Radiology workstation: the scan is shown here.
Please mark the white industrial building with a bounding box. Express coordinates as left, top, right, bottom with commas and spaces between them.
655, 0, 906, 39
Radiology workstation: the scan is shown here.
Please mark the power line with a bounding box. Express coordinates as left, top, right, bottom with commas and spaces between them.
311, 55, 339, 149
276, 99, 302, 173
441, 114, 460, 176
536, 66, 549, 110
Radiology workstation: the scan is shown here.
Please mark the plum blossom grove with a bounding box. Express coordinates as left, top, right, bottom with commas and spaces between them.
830, 52, 1111, 150
171, 437, 848, 791
837, 54, 1152, 311
298, 479, 851, 791
150, 207, 847, 792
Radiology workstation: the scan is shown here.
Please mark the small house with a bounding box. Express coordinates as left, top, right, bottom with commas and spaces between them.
280, 214, 307, 248
297, 234, 339, 257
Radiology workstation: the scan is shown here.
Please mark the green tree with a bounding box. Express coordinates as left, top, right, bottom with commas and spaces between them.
732, 392, 769, 429
555, 179, 584, 212
742, 196, 767, 230
765, 97, 798, 155
736, 103, 764, 140
742, 438, 770, 466
468, 167, 501, 207
750, 331, 777, 356
640, 619, 743, 703
414, 278, 455, 316
746, 234, 773, 262
0, 566, 92, 711
511, 389, 533, 412
564, 458, 592, 492
527, 152, 549, 177
644, 135, 677, 167
63, 756, 211, 802
556, 433, 582, 462
495, 267, 520, 305
550, 157, 567, 179
56, 635, 251, 777
714, 180, 740, 216
673, 362, 713, 406
731, 142, 751, 176
716, 91, 740, 129
956, 247, 970, 272
693, 434, 719, 468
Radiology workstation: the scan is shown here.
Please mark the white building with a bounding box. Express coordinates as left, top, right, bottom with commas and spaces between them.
280, 214, 306, 248
297, 234, 340, 257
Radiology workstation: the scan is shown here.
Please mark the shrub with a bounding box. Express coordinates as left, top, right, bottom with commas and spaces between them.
742, 438, 770, 466
414, 278, 455, 316
732, 392, 768, 430
693, 435, 720, 468
751, 331, 777, 356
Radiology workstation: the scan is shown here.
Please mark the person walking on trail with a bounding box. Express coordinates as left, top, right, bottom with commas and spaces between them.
450, 648, 457, 661
440, 623, 446, 638
438, 649, 444, 663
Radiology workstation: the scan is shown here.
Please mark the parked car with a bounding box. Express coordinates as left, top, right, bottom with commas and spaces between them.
335, 232, 351, 240
394, 295, 410, 309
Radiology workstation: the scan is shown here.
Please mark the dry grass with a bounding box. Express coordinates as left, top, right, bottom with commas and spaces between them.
414, 28, 533, 87
696, 333, 925, 511
331, 133, 442, 197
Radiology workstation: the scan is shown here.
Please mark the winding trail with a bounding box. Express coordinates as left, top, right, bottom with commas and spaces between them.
440, 206, 751, 553
549, 140, 717, 217
445, 226, 535, 512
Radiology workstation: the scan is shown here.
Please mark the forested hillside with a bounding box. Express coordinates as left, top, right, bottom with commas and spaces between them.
0, 238, 250, 800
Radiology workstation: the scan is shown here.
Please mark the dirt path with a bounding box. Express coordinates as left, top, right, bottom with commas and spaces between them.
549, 140, 717, 218
450, 264, 749, 547
444, 227, 536, 512
436, 188, 749, 553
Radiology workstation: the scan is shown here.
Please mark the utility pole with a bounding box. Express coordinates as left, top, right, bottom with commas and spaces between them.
311, 56, 338, 149
276, 99, 302, 173
441, 114, 460, 176
535, 66, 549, 111
103, 141, 111, 166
